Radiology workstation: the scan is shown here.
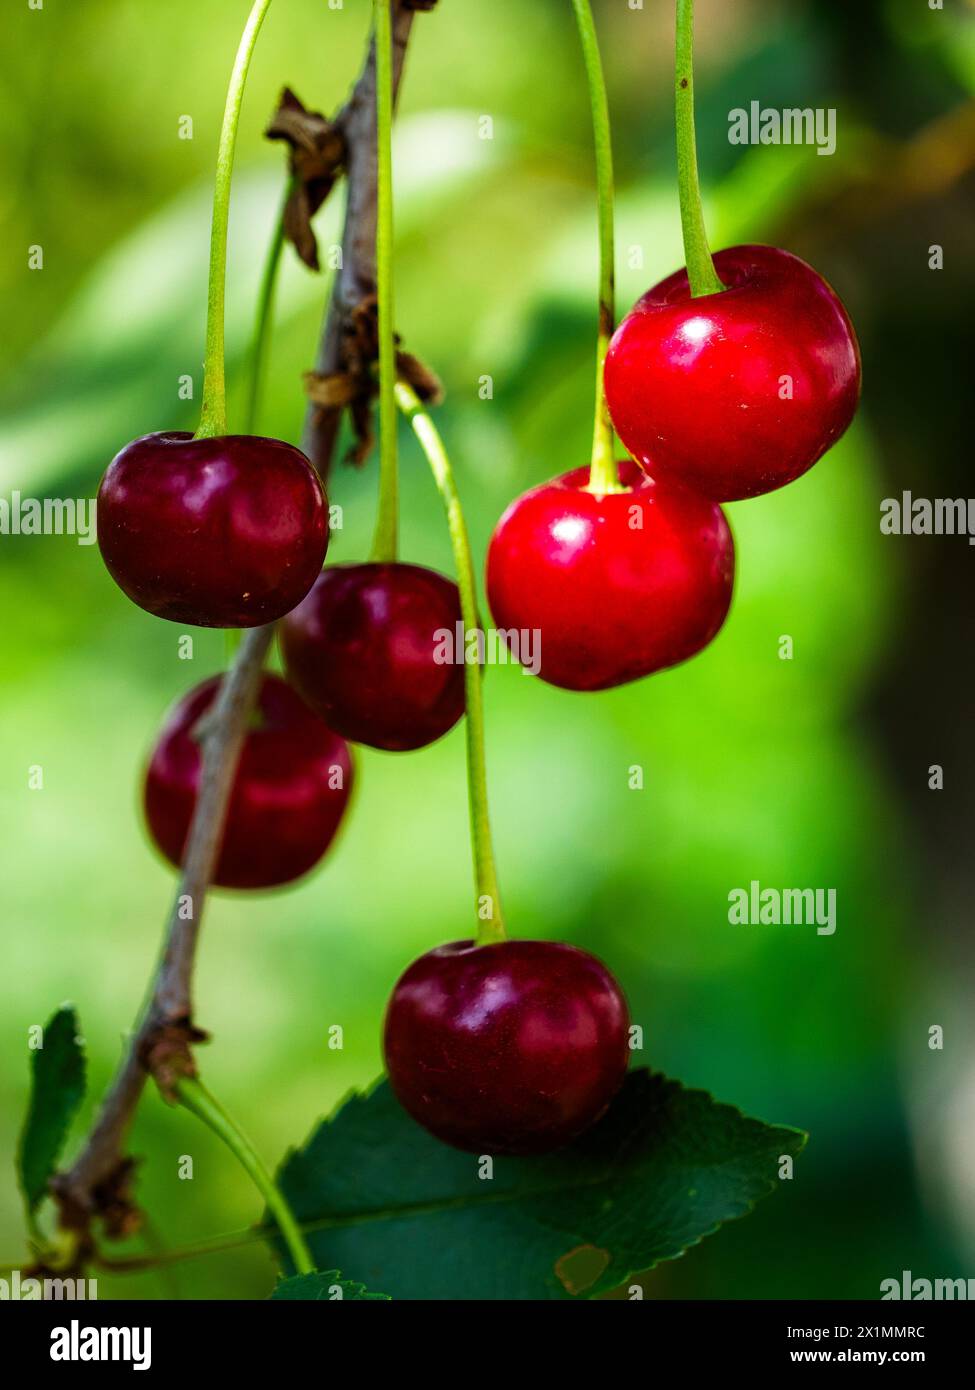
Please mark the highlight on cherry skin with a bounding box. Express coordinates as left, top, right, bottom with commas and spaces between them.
486, 458, 734, 691
383, 939, 631, 1155
603, 244, 862, 503
144, 673, 353, 890
96, 431, 330, 628
280, 561, 467, 752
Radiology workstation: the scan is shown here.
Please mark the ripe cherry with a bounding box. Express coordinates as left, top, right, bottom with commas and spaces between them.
486, 459, 733, 691
280, 562, 466, 752
144, 673, 352, 890
97, 432, 329, 627
383, 939, 630, 1155
603, 245, 861, 502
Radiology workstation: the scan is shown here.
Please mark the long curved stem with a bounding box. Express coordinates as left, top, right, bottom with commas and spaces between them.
176, 1077, 314, 1276
369, 0, 399, 560
196, 0, 275, 440
675, 0, 724, 298
226, 186, 283, 649
571, 0, 622, 496
395, 381, 506, 946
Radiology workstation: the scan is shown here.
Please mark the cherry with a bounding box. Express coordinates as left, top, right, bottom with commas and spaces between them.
144, 673, 352, 890
280, 562, 466, 752
383, 939, 629, 1155
603, 245, 862, 502
97, 432, 329, 627
486, 459, 733, 691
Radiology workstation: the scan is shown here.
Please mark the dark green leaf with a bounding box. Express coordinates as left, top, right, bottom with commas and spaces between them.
17, 1006, 87, 1213
277, 1070, 806, 1300
271, 1271, 391, 1301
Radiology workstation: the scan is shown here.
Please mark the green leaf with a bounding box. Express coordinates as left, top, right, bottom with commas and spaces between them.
271, 1271, 391, 1302
17, 1006, 87, 1214
278, 1070, 805, 1301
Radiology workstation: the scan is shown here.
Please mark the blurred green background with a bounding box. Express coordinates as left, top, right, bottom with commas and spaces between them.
2, 0, 974, 1299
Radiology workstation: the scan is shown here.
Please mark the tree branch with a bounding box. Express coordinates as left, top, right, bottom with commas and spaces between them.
53, 625, 273, 1226
303, 0, 419, 474
54, 0, 431, 1236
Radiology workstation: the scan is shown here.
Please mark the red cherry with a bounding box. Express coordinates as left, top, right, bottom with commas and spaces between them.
97, 432, 329, 627
383, 939, 630, 1155
486, 459, 733, 691
144, 673, 352, 890
280, 562, 466, 752
604, 244, 862, 501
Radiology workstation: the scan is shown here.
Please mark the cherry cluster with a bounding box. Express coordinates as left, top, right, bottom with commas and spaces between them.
96, 235, 859, 1156
92, 0, 861, 1163
97, 431, 468, 884
487, 244, 861, 690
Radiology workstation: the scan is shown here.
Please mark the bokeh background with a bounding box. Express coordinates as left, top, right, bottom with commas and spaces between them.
2, 0, 974, 1299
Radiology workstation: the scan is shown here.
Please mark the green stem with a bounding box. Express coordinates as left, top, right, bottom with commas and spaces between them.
395, 380, 506, 946
244, 186, 290, 436
225, 183, 290, 663
675, 0, 724, 298
369, 0, 399, 561
196, 0, 275, 440
176, 1076, 314, 1276
571, 0, 622, 495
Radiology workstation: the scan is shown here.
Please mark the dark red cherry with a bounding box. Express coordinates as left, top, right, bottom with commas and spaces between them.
279, 562, 466, 752
97, 432, 329, 627
486, 459, 733, 691
604, 244, 862, 502
144, 673, 352, 889
383, 939, 630, 1155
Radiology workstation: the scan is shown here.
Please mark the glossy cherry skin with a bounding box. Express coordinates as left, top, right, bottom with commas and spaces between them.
280, 562, 466, 752
144, 674, 353, 890
604, 245, 862, 501
97, 432, 329, 626
383, 939, 630, 1155
486, 459, 734, 691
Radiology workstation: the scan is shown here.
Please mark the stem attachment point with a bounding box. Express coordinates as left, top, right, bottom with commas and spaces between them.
570, 0, 621, 495
196, 0, 275, 441
675, 0, 725, 299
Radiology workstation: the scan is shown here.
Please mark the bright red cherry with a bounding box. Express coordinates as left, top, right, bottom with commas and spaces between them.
604, 245, 862, 502
486, 459, 733, 691
97, 432, 329, 627
383, 939, 630, 1155
144, 673, 352, 889
280, 562, 466, 752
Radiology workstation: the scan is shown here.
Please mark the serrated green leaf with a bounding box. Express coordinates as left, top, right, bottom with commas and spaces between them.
17, 1006, 87, 1214
277, 1070, 805, 1301
271, 1271, 391, 1301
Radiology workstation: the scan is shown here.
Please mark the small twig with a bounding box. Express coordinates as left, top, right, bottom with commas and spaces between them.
303, 0, 419, 475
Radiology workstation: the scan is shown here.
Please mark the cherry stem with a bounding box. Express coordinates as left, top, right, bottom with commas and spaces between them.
229, 182, 293, 665
369, 0, 399, 562
675, 0, 725, 298
394, 380, 507, 947
243, 183, 292, 435
571, 0, 622, 496
195, 0, 274, 441
176, 1076, 315, 1276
